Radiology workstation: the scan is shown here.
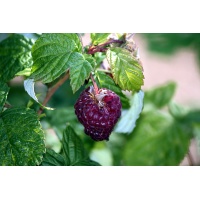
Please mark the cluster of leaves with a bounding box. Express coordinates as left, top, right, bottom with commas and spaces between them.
0, 33, 144, 166
1, 33, 199, 166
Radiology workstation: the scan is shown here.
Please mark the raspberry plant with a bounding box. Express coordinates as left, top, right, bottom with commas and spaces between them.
0, 33, 199, 166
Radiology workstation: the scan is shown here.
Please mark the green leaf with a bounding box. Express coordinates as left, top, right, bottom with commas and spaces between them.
69, 53, 94, 93
62, 124, 100, 166
0, 82, 9, 113
91, 33, 110, 45
73, 159, 101, 166
96, 71, 130, 108
40, 148, 65, 166
106, 47, 144, 91
0, 34, 34, 82
193, 124, 200, 154
15, 68, 32, 76
62, 124, 87, 165
30, 33, 83, 83
115, 90, 144, 133
0, 107, 45, 166
144, 82, 176, 108
168, 101, 188, 119
123, 111, 191, 166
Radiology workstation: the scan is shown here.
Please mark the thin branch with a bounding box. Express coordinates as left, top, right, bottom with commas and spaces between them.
90, 73, 99, 95
4, 103, 12, 108
37, 70, 70, 115
187, 150, 194, 166
88, 38, 124, 55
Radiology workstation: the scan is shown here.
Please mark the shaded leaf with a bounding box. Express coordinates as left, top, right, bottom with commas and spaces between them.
0, 82, 9, 113
123, 111, 191, 166
0, 34, 34, 82
73, 159, 101, 166
30, 33, 83, 83
96, 71, 130, 108
40, 148, 65, 166
144, 82, 176, 108
106, 47, 144, 91
0, 107, 45, 166
62, 124, 100, 166
62, 124, 87, 165
115, 90, 144, 133
91, 33, 110, 45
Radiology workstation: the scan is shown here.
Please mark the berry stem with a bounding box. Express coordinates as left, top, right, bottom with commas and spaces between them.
90, 73, 99, 95
88, 38, 124, 55
37, 70, 70, 115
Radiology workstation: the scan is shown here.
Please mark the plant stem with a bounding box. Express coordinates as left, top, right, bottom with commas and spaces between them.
88, 38, 124, 54
96, 68, 112, 73
187, 150, 194, 166
90, 73, 99, 95
37, 70, 70, 115
4, 103, 12, 108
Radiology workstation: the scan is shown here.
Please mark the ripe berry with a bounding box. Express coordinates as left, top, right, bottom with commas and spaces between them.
74, 86, 122, 141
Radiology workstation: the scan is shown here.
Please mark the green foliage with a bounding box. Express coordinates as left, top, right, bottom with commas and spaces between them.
0, 107, 45, 166
62, 124, 87, 165
30, 33, 95, 93
41, 125, 100, 166
0, 33, 198, 166
0, 81, 9, 113
40, 148, 65, 166
68, 53, 94, 93
91, 33, 110, 45
144, 82, 176, 108
0, 34, 34, 82
106, 47, 144, 91
123, 111, 191, 166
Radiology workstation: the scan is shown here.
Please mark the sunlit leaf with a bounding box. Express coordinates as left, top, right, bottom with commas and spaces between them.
30, 33, 83, 83
106, 47, 144, 91
91, 33, 110, 45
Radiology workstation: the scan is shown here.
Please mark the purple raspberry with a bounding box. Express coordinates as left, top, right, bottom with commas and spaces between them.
74, 86, 122, 141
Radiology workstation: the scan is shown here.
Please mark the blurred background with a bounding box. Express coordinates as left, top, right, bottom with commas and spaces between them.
1, 33, 200, 166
